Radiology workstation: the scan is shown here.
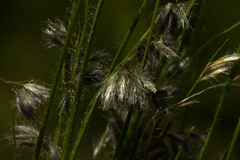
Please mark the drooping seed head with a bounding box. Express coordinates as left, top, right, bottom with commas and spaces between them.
201, 53, 240, 81
43, 19, 67, 48
15, 82, 50, 120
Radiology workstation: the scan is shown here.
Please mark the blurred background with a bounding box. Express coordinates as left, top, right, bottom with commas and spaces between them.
1, 0, 240, 159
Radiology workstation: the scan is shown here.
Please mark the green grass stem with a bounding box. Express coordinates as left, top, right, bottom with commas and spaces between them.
93, 122, 111, 159
117, 110, 142, 160
140, 0, 161, 71
225, 118, 240, 160
174, 126, 195, 160
106, 0, 150, 77
71, 0, 89, 81
111, 106, 134, 160
69, 95, 99, 160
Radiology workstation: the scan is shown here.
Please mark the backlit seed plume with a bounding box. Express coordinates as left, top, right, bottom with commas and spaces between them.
100, 69, 157, 111
15, 82, 50, 120
43, 19, 67, 48
207, 54, 240, 71
201, 53, 240, 81
157, 2, 190, 35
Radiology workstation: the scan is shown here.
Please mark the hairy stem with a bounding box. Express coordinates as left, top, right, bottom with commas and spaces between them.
111, 106, 134, 160
107, 0, 150, 77
225, 118, 240, 160
33, 0, 83, 159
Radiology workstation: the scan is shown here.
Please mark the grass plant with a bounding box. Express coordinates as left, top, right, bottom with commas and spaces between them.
2, 0, 240, 159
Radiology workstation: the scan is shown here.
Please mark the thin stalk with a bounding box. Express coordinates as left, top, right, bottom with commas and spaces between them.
180, 39, 229, 133
71, 0, 89, 81
225, 118, 240, 160
69, 95, 99, 160
33, 0, 83, 159
61, 0, 104, 159
154, 55, 165, 78
197, 45, 240, 160
111, 106, 134, 160
11, 106, 17, 160
219, 148, 229, 160
107, 0, 150, 77
140, 0, 161, 71
94, 122, 111, 159
174, 126, 195, 160
54, 102, 65, 145
117, 111, 142, 160
54, 49, 71, 145
190, 21, 240, 61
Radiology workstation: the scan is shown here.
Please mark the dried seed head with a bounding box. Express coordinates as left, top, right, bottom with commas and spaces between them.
207, 54, 240, 71
153, 37, 181, 61
23, 83, 50, 104
157, 2, 190, 35
201, 66, 232, 81
201, 53, 240, 81
43, 19, 67, 48
102, 72, 118, 107
15, 82, 50, 120
136, 35, 180, 67
6, 125, 39, 148
84, 66, 106, 85
6, 124, 61, 160
100, 70, 157, 111
117, 75, 126, 101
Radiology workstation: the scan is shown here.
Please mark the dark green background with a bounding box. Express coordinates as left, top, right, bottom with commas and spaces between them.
1, 0, 240, 159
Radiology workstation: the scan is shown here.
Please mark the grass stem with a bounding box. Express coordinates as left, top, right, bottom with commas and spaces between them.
225, 118, 240, 160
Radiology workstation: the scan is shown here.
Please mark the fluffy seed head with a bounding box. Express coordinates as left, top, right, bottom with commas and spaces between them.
153, 37, 181, 61
43, 19, 67, 48
156, 2, 190, 35
15, 82, 50, 120
201, 53, 240, 81
6, 125, 39, 148
207, 54, 240, 71
100, 69, 157, 111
